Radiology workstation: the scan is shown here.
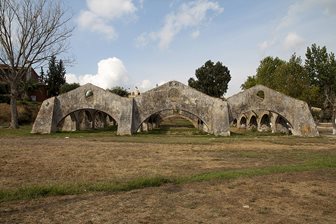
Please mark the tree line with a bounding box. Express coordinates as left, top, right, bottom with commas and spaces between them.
241, 44, 336, 124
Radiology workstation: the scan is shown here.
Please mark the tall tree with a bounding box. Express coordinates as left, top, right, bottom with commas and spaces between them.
241, 54, 320, 107
273, 54, 320, 105
188, 60, 231, 97
46, 56, 66, 96
60, 83, 80, 94
0, 0, 73, 128
305, 44, 336, 134
241, 75, 257, 90
40, 67, 47, 84
254, 56, 286, 90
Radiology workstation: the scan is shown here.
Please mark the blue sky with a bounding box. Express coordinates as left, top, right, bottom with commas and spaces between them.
63, 0, 336, 96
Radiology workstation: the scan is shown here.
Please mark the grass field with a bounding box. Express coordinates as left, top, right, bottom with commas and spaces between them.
0, 124, 335, 223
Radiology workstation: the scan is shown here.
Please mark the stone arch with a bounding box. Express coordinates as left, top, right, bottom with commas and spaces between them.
136, 109, 208, 133
227, 85, 318, 136
238, 115, 247, 128
132, 81, 230, 136
232, 118, 237, 127
56, 112, 77, 132
248, 115, 258, 129
160, 115, 198, 128
275, 114, 293, 134
32, 83, 133, 135
57, 108, 118, 132
259, 113, 271, 132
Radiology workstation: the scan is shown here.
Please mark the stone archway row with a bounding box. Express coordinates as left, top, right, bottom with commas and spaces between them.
235, 110, 292, 134
57, 109, 117, 132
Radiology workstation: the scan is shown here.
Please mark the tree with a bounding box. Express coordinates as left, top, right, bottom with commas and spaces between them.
40, 67, 47, 84
241, 54, 320, 107
188, 60, 231, 97
108, 86, 129, 97
60, 83, 80, 94
0, 0, 73, 128
305, 44, 336, 134
46, 56, 66, 97
241, 75, 257, 90
273, 54, 320, 105
253, 56, 286, 90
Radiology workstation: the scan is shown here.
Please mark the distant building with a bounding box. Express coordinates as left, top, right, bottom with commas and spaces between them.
129, 87, 141, 98
0, 64, 48, 102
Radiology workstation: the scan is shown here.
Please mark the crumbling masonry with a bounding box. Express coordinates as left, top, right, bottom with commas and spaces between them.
32, 81, 319, 137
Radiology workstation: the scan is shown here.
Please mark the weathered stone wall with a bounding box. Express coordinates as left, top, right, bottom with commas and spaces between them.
132, 81, 230, 136
32, 82, 318, 137
227, 85, 319, 137
32, 83, 133, 135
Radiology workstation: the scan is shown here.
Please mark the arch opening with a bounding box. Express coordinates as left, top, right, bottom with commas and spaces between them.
57, 109, 118, 132
256, 90, 265, 100
248, 115, 258, 130
239, 116, 247, 128
137, 109, 208, 134
275, 115, 292, 135
231, 118, 237, 127
260, 114, 271, 132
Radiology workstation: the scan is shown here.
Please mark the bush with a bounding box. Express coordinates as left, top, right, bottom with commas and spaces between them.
0, 104, 10, 125
60, 83, 80, 94
0, 102, 41, 125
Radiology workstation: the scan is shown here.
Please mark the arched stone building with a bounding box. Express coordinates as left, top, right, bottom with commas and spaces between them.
227, 85, 319, 136
32, 81, 319, 137
32, 81, 230, 136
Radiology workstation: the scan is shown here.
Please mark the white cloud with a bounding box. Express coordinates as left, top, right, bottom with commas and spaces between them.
277, 0, 336, 31
136, 0, 223, 49
191, 30, 200, 39
87, 0, 136, 19
78, 11, 117, 40
137, 79, 152, 91
283, 32, 305, 50
78, 0, 137, 40
259, 0, 335, 55
65, 57, 129, 89
135, 79, 166, 92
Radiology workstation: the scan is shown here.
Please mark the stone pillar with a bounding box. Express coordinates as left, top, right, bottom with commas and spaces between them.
142, 122, 148, 132
73, 111, 80, 131
148, 122, 153, 130
270, 112, 278, 133
31, 97, 57, 134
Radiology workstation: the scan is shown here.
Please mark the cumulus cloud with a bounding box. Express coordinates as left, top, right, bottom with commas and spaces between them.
78, 11, 117, 40
259, 0, 335, 53
78, 0, 137, 40
283, 32, 305, 50
191, 30, 200, 39
65, 57, 129, 89
136, 0, 223, 49
135, 79, 166, 92
277, 0, 336, 30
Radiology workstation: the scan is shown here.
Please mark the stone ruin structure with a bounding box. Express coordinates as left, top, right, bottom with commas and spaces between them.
32, 81, 319, 137
227, 85, 319, 136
